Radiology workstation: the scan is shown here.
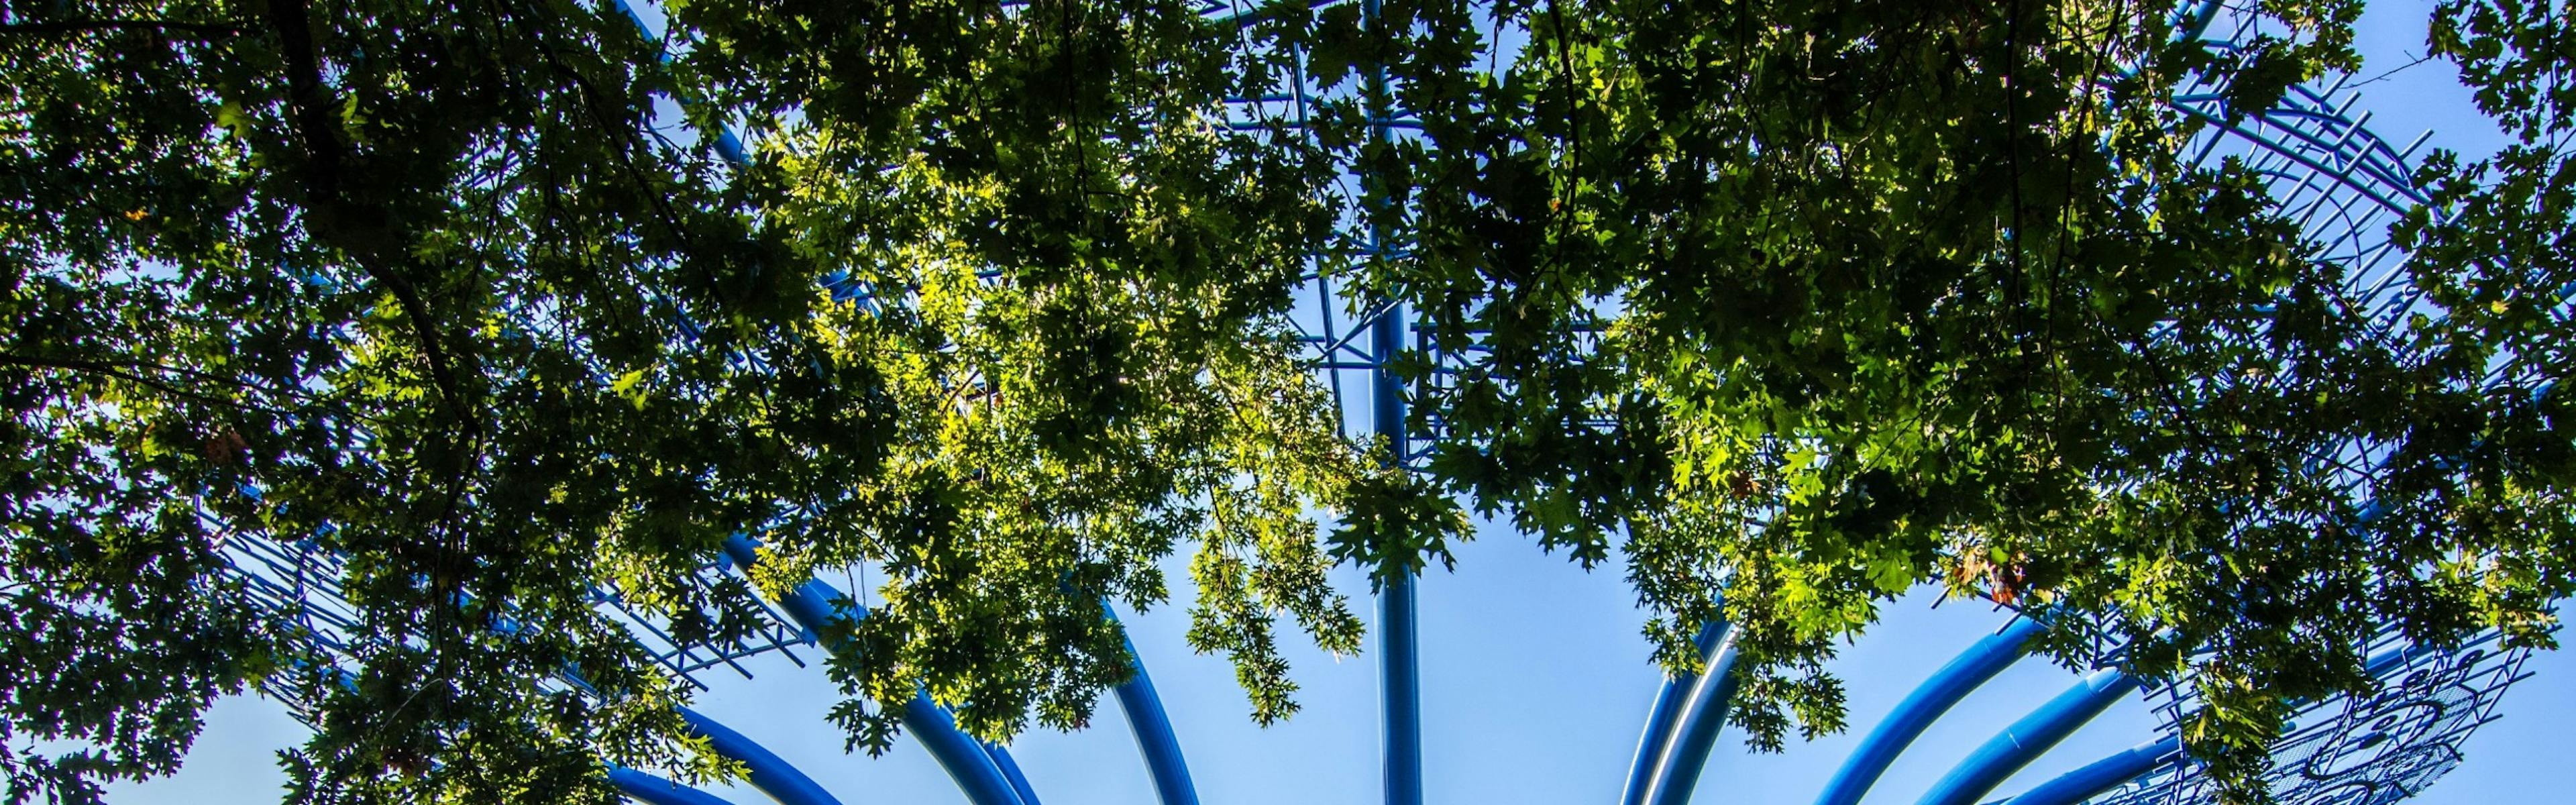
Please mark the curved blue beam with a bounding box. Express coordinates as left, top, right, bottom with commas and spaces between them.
324, 663, 740, 805
1993, 639, 2441, 805
1915, 669, 2142, 805
901, 696, 1032, 805
1999, 737, 2180, 805
1621, 623, 1729, 805
983, 739, 1042, 805
1814, 618, 2046, 805
1640, 625, 1747, 805
721, 537, 1030, 805
1638, 627, 1762, 805
1621, 672, 1693, 805
677, 706, 843, 805
608, 765, 737, 805
1110, 623, 1201, 805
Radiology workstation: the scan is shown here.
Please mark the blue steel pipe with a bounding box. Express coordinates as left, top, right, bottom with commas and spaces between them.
901, 696, 1033, 805
1993, 639, 2438, 805
1361, 0, 1416, 792
1621, 623, 1729, 805
1642, 626, 1747, 805
983, 739, 1043, 805
677, 706, 843, 805
315, 666, 744, 805
1998, 737, 2180, 805
721, 537, 1032, 805
1815, 618, 2046, 805
1620, 672, 1692, 805
1915, 669, 2143, 805
314, 667, 737, 805
1378, 571, 1423, 805
610, 765, 739, 805
1110, 625, 1202, 805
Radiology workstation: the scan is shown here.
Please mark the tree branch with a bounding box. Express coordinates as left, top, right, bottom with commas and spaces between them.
0, 19, 245, 39
259, 0, 472, 429
0, 352, 285, 415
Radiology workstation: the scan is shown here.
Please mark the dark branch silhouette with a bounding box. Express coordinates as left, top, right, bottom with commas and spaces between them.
0, 19, 245, 38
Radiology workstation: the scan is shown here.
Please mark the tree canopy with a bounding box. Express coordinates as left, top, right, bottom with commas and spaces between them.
1, 0, 2569, 803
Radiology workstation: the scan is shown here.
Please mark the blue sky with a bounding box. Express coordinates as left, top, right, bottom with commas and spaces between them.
91, 1, 2567, 803
105, 523, 2576, 805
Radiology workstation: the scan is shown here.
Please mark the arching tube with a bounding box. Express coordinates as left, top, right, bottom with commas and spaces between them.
722, 537, 1032, 805
1640, 625, 1747, 805
901, 696, 1033, 805
1915, 668, 2142, 805
1621, 623, 1729, 805
1994, 639, 2435, 805
983, 739, 1042, 805
1815, 618, 2045, 805
1999, 737, 2180, 805
677, 706, 842, 805
608, 765, 736, 805
1110, 624, 1201, 805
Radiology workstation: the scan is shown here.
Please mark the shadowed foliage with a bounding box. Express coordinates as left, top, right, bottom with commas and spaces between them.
2, 1, 2569, 803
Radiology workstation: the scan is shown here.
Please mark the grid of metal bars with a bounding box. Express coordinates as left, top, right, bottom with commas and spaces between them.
201, 3, 2543, 804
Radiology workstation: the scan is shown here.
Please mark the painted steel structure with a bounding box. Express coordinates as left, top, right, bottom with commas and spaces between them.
675, 707, 845, 805
1815, 618, 2048, 805
611, 766, 740, 805
207, 3, 2538, 805
1630, 624, 1746, 805
1919, 669, 2145, 805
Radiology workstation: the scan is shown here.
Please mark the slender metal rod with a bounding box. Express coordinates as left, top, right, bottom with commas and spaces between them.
678, 706, 843, 805
1914, 669, 2141, 805
1642, 625, 1746, 805
1814, 618, 2045, 805
1621, 623, 1728, 805
1998, 737, 2180, 805
609, 765, 739, 805
721, 537, 1030, 805
1110, 623, 1201, 805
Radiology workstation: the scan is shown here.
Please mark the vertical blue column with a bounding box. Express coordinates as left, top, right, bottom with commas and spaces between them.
1379, 570, 1421, 805
1360, 0, 1415, 800
1373, 301, 1419, 805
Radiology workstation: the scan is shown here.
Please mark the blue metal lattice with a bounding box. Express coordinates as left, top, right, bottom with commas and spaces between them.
205, 2, 2542, 805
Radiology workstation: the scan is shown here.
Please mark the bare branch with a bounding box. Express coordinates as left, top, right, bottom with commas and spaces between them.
0, 19, 245, 39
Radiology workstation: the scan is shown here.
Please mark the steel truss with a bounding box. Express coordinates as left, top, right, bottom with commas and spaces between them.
213, 2, 2535, 805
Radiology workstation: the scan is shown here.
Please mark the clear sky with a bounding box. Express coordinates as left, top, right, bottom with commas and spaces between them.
89, 1, 2567, 804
